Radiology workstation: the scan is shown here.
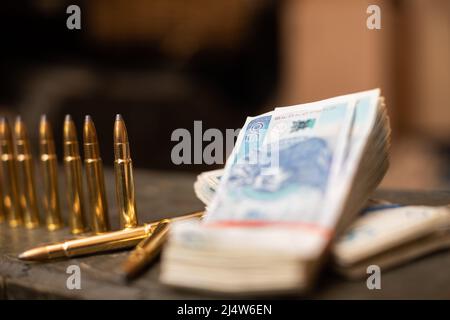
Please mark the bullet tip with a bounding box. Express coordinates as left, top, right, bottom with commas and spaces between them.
117, 269, 133, 283
18, 251, 34, 261
14, 115, 28, 139
64, 115, 78, 141
114, 114, 128, 143
0, 117, 11, 137
39, 115, 54, 140
120, 262, 139, 282
83, 115, 99, 145
18, 247, 48, 261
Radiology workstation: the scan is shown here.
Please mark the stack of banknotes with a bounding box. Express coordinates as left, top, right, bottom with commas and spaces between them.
161, 89, 394, 293
332, 203, 450, 279
193, 171, 450, 280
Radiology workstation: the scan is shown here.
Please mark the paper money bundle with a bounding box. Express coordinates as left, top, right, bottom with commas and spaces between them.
193, 169, 222, 206
195, 174, 450, 278
161, 89, 391, 294
332, 204, 450, 279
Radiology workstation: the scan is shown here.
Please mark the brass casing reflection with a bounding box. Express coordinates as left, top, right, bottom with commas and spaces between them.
0, 117, 22, 227
14, 117, 40, 228
0, 118, 23, 228
0, 173, 4, 223
39, 115, 63, 231
114, 115, 138, 229
64, 115, 87, 234
83, 116, 110, 233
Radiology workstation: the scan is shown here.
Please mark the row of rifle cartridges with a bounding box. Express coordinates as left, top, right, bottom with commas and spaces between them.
0, 114, 138, 234
1, 113, 204, 279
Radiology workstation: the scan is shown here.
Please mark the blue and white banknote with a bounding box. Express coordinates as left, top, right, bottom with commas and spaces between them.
205, 89, 380, 234
274, 89, 383, 228
206, 105, 350, 227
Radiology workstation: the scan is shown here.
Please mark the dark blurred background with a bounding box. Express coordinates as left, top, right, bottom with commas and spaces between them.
0, 0, 449, 190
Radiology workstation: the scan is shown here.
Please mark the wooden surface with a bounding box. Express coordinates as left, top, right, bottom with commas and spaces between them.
1, 168, 450, 299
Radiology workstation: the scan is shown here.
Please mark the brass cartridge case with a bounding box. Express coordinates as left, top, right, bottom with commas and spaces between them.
14, 116, 40, 228
114, 114, 138, 229
63, 115, 87, 234
83, 115, 110, 233
121, 220, 170, 280
0, 117, 22, 227
39, 115, 63, 230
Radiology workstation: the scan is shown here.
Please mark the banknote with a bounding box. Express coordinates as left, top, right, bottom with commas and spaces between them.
206, 90, 381, 234
193, 169, 222, 206
333, 205, 450, 266
206, 99, 354, 231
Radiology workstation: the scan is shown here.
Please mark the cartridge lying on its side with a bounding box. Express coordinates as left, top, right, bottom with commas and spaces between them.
121, 220, 170, 280
18, 211, 204, 261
